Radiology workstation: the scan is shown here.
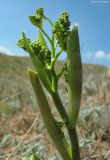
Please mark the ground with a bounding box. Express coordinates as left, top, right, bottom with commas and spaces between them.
0, 53, 110, 160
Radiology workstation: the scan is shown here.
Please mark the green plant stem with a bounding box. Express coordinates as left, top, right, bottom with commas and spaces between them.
68, 127, 81, 160
51, 91, 69, 123
51, 68, 58, 91
44, 16, 53, 26
56, 48, 63, 60
50, 48, 63, 71
28, 69, 72, 160
40, 27, 55, 57
40, 27, 52, 44
57, 65, 66, 79
43, 16, 55, 56
51, 92, 81, 160
54, 41, 58, 51
52, 34, 54, 42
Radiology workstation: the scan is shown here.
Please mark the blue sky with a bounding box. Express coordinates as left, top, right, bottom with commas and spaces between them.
0, 0, 110, 67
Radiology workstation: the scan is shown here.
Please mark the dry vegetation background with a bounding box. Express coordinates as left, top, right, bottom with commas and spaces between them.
0, 53, 110, 160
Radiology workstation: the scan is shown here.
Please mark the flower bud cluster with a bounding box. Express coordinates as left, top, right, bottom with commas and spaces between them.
17, 38, 31, 52
55, 119, 65, 128
31, 40, 51, 66
53, 12, 70, 50
17, 38, 51, 67
35, 7, 44, 26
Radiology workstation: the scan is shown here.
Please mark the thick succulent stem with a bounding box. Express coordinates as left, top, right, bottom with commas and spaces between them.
51, 91, 80, 160
68, 127, 80, 160
67, 26, 82, 127
51, 91, 69, 122
66, 26, 82, 160
28, 69, 72, 160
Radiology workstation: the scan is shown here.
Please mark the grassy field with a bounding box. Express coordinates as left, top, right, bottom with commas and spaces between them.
0, 53, 110, 160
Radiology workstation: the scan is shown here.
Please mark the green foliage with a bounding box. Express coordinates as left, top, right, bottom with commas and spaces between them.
28, 69, 71, 160
30, 40, 51, 66
17, 38, 31, 52
38, 30, 47, 46
21, 152, 40, 160
29, 152, 40, 160
55, 119, 65, 128
63, 62, 68, 82
0, 133, 12, 148
17, 7, 82, 160
0, 103, 15, 115
52, 12, 70, 50
35, 7, 44, 21
29, 7, 44, 28
79, 135, 95, 148
17, 32, 51, 72
67, 26, 82, 127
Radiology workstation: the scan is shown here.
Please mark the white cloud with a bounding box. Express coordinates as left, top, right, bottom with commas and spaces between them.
107, 54, 110, 60
0, 45, 27, 56
86, 50, 110, 61
95, 50, 105, 58
0, 45, 15, 55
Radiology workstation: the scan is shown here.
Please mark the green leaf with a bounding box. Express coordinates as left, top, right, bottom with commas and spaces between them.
0, 133, 11, 148
29, 16, 37, 26
67, 26, 82, 127
29, 16, 43, 28
79, 135, 95, 148
30, 152, 40, 160
38, 30, 47, 47
22, 32, 53, 94
28, 69, 71, 160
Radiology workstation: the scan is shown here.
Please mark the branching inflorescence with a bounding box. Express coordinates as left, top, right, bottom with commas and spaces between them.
17, 7, 82, 160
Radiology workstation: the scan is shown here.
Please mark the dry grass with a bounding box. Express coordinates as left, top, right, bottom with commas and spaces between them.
0, 53, 110, 160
